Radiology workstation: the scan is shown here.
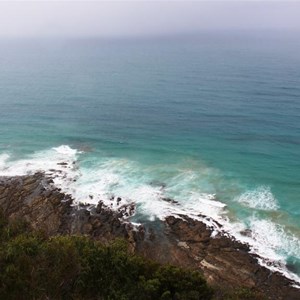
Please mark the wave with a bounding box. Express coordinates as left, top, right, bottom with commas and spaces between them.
0, 145, 299, 286
235, 186, 279, 211
248, 218, 300, 259
245, 217, 300, 285
0, 153, 10, 169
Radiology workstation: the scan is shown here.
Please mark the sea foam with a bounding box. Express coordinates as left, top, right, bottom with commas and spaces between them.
0, 145, 299, 286
236, 186, 279, 211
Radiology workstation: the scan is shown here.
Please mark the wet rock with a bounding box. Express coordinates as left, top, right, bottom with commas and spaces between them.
149, 180, 166, 189
162, 215, 299, 299
240, 228, 252, 237
96, 201, 103, 213
0, 173, 129, 243
117, 197, 122, 204
0, 173, 299, 300
161, 197, 178, 204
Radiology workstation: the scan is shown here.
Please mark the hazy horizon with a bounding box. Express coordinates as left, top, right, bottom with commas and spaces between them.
0, 1, 300, 39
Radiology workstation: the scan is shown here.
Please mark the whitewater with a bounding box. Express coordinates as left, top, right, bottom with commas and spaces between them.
0, 33, 299, 285
0, 145, 299, 286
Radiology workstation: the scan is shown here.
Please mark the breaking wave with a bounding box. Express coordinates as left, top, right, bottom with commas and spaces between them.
236, 186, 279, 211
0, 145, 299, 286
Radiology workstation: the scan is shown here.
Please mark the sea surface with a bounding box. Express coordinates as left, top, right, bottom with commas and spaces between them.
0, 32, 299, 283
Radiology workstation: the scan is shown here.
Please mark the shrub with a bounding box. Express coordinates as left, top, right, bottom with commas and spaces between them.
0, 213, 213, 300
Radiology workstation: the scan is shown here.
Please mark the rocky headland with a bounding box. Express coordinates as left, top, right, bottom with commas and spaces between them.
0, 172, 299, 299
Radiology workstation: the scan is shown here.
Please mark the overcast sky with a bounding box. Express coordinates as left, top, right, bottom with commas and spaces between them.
0, 1, 300, 38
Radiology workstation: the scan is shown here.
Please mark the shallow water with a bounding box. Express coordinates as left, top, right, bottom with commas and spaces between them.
0, 32, 299, 281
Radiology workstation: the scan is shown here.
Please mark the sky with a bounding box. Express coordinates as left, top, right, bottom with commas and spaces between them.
0, 1, 300, 38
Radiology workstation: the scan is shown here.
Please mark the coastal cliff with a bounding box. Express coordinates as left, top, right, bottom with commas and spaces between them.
0, 173, 299, 299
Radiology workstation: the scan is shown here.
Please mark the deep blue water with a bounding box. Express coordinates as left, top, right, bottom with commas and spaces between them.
0, 32, 300, 279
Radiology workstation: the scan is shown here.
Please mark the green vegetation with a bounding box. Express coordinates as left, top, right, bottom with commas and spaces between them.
0, 209, 212, 300
222, 287, 266, 300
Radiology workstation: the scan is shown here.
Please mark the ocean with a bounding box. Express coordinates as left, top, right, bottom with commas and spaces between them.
0, 32, 299, 283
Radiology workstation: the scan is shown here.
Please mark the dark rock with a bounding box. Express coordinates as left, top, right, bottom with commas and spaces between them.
240, 228, 252, 237
160, 215, 299, 299
0, 173, 299, 300
149, 180, 166, 189
161, 197, 178, 204
96, 201, 103, 213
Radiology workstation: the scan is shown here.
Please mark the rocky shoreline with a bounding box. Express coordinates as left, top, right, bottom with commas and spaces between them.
0, 173, 299, 299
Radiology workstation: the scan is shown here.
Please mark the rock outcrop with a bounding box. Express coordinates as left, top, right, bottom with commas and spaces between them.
0, 173, 299, 299
0, 173, 133, 243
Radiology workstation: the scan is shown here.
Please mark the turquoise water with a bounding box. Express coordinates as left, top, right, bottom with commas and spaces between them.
0, 33, 300, 280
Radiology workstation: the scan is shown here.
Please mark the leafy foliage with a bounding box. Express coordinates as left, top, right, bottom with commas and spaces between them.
0, 210, 212, 300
